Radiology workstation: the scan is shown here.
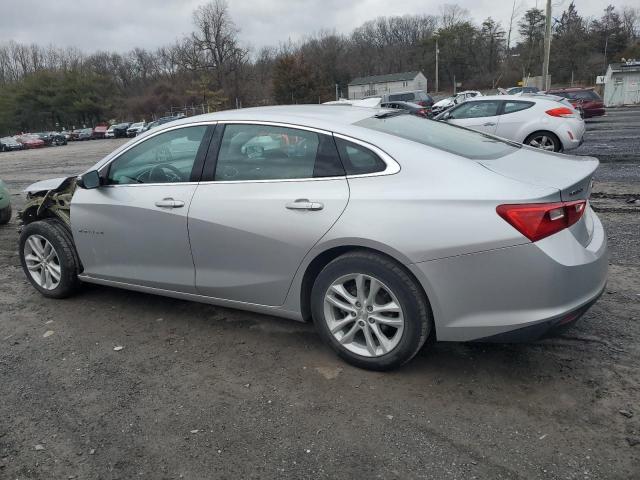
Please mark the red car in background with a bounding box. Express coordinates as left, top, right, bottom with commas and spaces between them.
92, 124, 109, 139
16, 134, 46, 149
545, 87, 605, 118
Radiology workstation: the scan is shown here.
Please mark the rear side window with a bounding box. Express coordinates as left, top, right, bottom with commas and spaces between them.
450, 100, 501, 119
503, 101, 534, 114
215, 124, 344, 181
334, 138, 386, 175
356, 115, 519, 160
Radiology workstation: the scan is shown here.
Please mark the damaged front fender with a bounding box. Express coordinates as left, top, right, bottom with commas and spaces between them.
19, 176, 77, 227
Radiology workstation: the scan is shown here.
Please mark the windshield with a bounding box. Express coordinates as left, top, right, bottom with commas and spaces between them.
355, 114, 519, 160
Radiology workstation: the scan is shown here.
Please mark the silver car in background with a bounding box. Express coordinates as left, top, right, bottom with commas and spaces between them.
436, 95, 585, 152
18, 106, 607, 370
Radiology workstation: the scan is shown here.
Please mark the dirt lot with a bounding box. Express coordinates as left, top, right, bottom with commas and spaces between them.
1, 111, 639, 479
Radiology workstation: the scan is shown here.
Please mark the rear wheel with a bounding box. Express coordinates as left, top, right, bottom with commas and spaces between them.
311, 251, 432, 371
525, 131, 562, 152
19, 219, 81, 298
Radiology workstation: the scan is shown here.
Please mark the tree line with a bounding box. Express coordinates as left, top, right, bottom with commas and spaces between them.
0, 1, 638, 134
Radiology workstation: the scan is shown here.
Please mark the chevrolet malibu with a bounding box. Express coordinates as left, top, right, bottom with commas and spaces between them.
18, 106, 607, 370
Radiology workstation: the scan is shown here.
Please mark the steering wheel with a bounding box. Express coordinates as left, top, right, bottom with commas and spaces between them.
135, 163, 184, 183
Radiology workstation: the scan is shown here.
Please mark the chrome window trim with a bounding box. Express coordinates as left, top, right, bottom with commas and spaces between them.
98, 119, 400, 188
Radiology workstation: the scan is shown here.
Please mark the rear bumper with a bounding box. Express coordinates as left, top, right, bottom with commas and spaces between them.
409, 209, 608, 342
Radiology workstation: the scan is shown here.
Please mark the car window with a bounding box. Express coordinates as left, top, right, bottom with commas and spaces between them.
334, 138, 386, 175
356, 115, 519, 160
107, 126, 207, 185
572, 90, 600, 101
215, 124, 344, 181
449, 100, 501, 119
503, 101, 534, 114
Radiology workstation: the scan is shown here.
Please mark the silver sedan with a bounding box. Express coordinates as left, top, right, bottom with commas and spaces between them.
18, 106, 608, 370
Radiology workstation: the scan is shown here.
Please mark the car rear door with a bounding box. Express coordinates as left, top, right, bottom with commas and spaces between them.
447, 100, 502, 134
188, 122, 349, 306
71, 123, 214, 293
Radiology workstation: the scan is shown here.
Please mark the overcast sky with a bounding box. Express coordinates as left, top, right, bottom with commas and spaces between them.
0, 0, 630, 55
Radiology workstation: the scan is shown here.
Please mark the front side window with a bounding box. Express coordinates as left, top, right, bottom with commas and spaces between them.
449, 100, 501, 119
215, 124, 344, 181
107, 126, 207, 185
503, 101, 534, 114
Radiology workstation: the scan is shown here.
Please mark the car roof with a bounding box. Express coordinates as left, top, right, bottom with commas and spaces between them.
163, 105, 379, 133
546, 87, 594, 92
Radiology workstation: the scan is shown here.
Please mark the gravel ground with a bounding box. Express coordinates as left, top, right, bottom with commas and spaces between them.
0, 110, 639, 479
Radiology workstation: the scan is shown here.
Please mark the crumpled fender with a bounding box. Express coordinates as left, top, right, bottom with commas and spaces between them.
23, 176, 72, 193
19, 176, 77, 227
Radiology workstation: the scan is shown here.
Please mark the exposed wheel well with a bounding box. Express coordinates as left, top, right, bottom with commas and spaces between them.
299, 245, 431, 324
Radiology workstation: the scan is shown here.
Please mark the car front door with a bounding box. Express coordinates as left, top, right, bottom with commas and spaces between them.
445, 100, 502, 134
71, 124, 213, 292
188, 122, 349, 306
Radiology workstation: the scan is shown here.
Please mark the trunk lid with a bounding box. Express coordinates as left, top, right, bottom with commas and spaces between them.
478, 148, 597, 202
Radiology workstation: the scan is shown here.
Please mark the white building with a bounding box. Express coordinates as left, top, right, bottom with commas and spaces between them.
602, 60, 640, 107
347, 71, 428, 100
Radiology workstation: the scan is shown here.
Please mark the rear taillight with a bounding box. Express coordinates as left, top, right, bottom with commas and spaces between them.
496, 200, 587, 242
545, 107, 576, 118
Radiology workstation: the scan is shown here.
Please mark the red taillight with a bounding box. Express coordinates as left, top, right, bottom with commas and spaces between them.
545, 107, 576, 118
496, 200, 587, 242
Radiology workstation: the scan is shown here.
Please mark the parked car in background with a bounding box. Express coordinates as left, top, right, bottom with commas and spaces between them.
112, 123, 131, 138
436, 95, 585, 152
92, 125, 109, 139
34, 132, 54, 146
77, 128, 93, 141
60, 130, 72, 141
126, 122, 147, 137
545, 88, 605, 118
0, 178, 11, 224
381, 91, 434, 108
140, 116, 181, 133
105, 125, 116, 138
18, 105, 606, 370
380, 101, 430, 117
49, 132, 67, 146
431, 90, 483, 116
502, 86, 540, 95
70, 129, 81, 141
1, 136, 23, 152
16, 134, 45, 149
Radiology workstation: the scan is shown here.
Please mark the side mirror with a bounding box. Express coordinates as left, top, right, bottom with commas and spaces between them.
76, 170, 101, 189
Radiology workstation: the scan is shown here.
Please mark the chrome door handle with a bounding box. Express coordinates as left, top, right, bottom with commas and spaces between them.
155, 198, 185, 208
483, 122, 496, 126
285, 199, 324, 211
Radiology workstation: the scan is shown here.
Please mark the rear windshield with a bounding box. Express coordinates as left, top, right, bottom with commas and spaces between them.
355, 114, 519, 160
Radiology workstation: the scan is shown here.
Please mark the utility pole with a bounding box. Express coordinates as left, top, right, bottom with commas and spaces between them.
435, 38, 439, 93
542, 0, 552, 91
335, 83, 339, 101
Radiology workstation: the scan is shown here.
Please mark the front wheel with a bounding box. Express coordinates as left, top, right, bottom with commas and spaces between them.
525, 131, 562, 152
311, 251, 432, 371
19, 219, 81, 298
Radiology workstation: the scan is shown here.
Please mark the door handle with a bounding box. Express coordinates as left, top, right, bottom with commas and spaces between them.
285, 199, 324, 211
155, 198, 185, 209
483, 122, 496, 126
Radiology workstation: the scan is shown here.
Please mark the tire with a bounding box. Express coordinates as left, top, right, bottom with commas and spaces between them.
525, 131, 562, 152
0, 204, 11, 224
311, 250, 432, 371
19, 219, 81, 298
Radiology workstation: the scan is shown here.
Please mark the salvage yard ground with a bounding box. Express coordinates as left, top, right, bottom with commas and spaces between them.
1, 108, 639, 479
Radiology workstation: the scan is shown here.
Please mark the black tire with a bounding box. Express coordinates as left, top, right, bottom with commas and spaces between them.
311, 250, 432, 371
524, 131, 562, 152
0, 204, 11, 224
19, 219, 81, 298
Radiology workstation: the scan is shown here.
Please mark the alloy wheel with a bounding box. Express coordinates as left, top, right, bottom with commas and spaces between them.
23, 234, 61, 290
323, 273, 405, 357
528, 135, 557, 151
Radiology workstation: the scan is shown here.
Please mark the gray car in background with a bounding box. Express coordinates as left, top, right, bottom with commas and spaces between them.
18, 106, 607, 370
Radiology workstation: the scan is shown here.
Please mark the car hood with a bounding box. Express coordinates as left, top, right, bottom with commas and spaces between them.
23, 177, 72, 193
433, 98, 453, 108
